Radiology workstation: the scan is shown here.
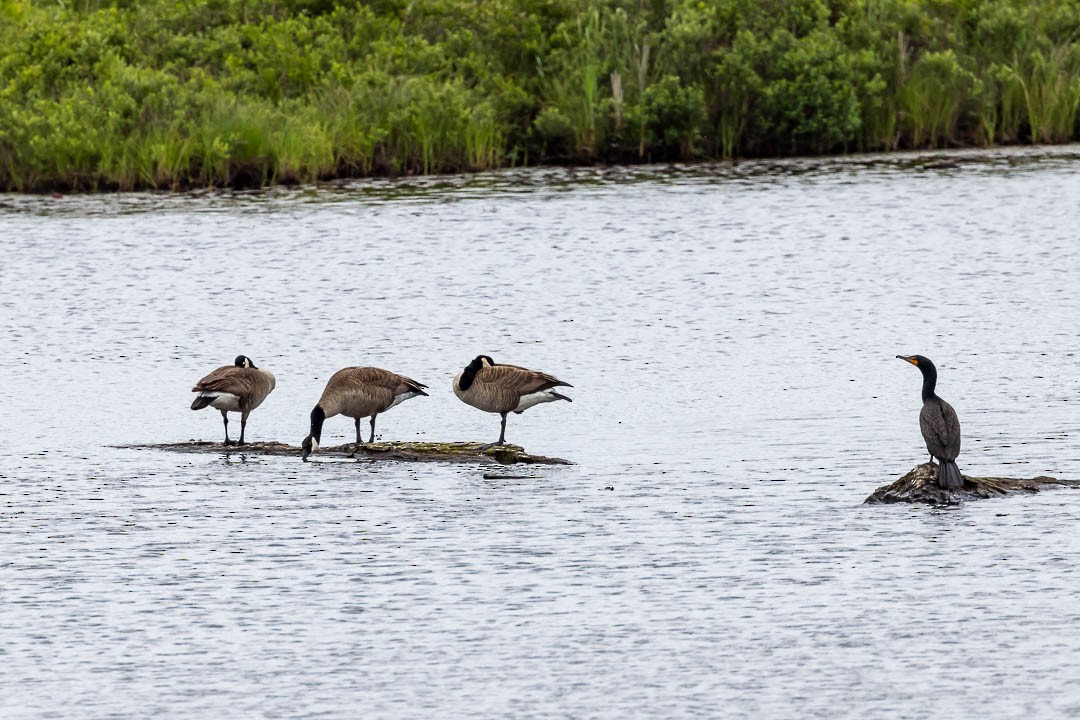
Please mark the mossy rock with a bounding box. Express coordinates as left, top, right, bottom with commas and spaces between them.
117, 440, 571, 465
865, 462, 1080, 505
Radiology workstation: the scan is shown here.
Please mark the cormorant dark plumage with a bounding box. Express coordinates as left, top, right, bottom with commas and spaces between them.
896, 354, 964, 490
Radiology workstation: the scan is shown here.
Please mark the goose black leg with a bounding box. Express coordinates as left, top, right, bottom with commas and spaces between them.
481, 413, 508, 450
238, 411, 249, 445
369, 414, 377, 444
355, 417, 363, 444
220, 410, 233, 446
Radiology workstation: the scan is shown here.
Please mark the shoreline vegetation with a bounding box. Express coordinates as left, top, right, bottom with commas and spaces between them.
1, 0, 1078, 192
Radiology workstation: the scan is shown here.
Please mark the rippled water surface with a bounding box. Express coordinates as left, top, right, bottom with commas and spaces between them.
3, 146, 1080, 718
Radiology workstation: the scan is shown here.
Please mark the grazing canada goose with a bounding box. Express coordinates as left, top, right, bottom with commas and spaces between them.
301, 367, 429, 461
453, 355, 572, 448
896, 354, 964, 489
191, 355, 277, 446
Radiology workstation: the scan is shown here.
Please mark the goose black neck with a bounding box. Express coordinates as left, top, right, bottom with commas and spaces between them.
460, 358, 483, 391
310, 405, 326, 442
918, 361, 938, 402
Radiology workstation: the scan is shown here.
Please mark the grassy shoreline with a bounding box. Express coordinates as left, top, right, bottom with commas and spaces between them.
1, 0, 1078, 193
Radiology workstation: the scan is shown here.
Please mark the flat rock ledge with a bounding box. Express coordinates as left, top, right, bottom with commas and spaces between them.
115, 440, 571, 465
865, 462, 1080, 505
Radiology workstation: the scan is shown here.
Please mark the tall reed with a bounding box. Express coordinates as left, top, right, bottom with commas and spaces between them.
1008, 43, 1080, 143
539, 6, 607, 157
900, 50, 973, 148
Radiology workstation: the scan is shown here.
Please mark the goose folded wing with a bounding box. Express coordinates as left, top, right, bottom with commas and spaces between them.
490, 365, 571, 394
194, 368, 257, 395
395, 375, 429, 395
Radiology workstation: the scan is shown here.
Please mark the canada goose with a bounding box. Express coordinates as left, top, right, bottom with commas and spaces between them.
896, 355, 964, 489
453, 355, 572, 448
191, 355, 277, 446
301, 367, 428, 461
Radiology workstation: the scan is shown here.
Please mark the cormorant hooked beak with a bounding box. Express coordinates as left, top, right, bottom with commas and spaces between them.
896, 355, 918, 365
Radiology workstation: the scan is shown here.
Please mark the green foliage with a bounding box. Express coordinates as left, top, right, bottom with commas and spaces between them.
901, 49, 974, 147
0, 0, 1078, 190
639, 75, 707, 158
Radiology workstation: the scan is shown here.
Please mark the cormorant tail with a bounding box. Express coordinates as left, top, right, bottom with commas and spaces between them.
938, 460, 964, 490
191, 395, 213, 411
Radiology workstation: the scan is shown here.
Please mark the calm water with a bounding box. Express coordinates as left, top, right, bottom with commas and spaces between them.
2, 146, 1080, 718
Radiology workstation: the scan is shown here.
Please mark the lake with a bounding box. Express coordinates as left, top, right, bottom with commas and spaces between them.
2, 146, 1080, 718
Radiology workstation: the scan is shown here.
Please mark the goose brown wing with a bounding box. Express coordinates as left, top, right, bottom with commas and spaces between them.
393, 374, 429, 396
335, 367, 391, 388
327, 367, 428, 413
200, 367, 271, 398
193, 366, 249, 394
488, 364, 572, 393
335, 367, 427, 394
327, 367, 393, 409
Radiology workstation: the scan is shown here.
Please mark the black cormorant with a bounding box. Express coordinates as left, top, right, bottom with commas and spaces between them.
896, 354, 964, 490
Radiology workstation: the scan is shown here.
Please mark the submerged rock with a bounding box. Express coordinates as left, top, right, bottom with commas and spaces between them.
865, 462, 1080, 505
116, 440, 571, 465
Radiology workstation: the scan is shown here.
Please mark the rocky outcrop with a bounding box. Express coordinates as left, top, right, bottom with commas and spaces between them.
117, 440, 571, 465
865, 462, 1080, 504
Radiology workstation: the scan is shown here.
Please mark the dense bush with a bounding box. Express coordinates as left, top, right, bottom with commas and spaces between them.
0, 0, 1077, 191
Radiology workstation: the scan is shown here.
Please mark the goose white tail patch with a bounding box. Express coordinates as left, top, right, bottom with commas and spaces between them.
202, 392, 241, 412
514, 389, 565, 412
386, 391, 421, 410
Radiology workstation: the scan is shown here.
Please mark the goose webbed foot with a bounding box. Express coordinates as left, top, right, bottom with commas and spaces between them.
480, 414, 509, 451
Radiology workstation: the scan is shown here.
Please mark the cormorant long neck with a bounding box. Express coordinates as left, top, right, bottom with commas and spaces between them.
919, 362, 938, 402
310, 404, 326, 442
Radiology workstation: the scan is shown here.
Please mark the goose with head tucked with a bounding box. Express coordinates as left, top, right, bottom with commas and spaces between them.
453, 355, 572, 449
191, 355, 277, 445
302, 367, 428, 461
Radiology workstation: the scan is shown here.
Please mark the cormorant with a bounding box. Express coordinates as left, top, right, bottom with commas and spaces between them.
896, 354, 964, 489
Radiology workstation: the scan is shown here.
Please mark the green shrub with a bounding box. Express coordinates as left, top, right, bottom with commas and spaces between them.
0, 0, 1077, 190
